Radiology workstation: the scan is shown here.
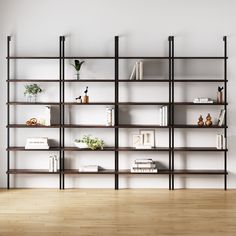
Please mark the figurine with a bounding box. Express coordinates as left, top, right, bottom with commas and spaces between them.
205, 113, 213, 127
75, 96, 82, 103
26, 118, 38, 126
217, 86, 224, 103
82, 86, 89, 103
197, 115, 204, 127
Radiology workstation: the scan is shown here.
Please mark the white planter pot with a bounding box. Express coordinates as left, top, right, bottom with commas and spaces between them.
74, 142, 88, 149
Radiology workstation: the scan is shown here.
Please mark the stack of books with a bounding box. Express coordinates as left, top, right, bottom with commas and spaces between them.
131, 159, 158, 173
160, 106, 168, 126
49, 155, 59, 172
78, 165, 99, 172
25, 137, 49, 149
216, 134, 226, 149
193, 97, 213, 103
130, 61, 143, 80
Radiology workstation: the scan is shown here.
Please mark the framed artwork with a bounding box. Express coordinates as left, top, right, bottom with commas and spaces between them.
140, 130, 155, 147
133, 134, 143, 148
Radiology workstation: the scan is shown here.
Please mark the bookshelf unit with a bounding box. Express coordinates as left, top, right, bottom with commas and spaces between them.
6, 36, 228, 190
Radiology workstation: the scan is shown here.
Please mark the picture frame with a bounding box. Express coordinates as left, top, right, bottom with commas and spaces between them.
132, 134, 143, 148
140, 130, 155, 147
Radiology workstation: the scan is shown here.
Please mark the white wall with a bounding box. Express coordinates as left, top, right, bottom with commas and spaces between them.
0, 0, 236, 188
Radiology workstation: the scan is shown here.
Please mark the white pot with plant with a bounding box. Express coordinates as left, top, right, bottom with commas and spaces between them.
74, 135, 104, 150
24, 84, 43, 102
71, 60, 85, 80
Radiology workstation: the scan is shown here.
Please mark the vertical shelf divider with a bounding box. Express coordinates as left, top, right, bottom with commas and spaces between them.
168, 36, 172, 190
7, 36, 11, 189
115, 36, 119, 189
223, 36, 227, 190
62, 36, 65, 189
59, 36, 62, 189
171, 36, 175, 190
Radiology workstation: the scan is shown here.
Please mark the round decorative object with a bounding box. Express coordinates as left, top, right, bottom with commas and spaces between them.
198, 115, 204, 127
26, 118, 38, 126
205, 113, 213, 127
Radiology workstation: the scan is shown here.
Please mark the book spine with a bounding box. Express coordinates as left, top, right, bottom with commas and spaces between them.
49, 156, 54, 172
160, 107, 163, 126
135, 61, 139, 80
45, 106, 51, 126
139, 61, 143, 80
129, 64, 136, 80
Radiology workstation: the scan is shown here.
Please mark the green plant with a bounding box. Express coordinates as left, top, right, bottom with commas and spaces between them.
71, 60, 85, 72
75, 135, 104, 150
24, 84, 43, 95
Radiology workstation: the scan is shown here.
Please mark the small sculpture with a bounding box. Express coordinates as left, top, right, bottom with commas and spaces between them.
198, 115, 204, 127
75, 96, 82, 103
82, 86, 89, 103
26, 118, 39, 126
217, 86, 224, 103
205, 113, 213, 127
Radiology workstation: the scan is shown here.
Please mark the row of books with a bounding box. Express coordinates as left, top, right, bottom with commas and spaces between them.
130, 61, 143, 80
160, 106, 168, 126
216, 134, 226, 149
49, 155, 59, 172
131, 159, 158, 173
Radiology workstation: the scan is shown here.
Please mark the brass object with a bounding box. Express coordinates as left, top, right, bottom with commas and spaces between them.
205, 113, 213, 127
198, 115, 204, 127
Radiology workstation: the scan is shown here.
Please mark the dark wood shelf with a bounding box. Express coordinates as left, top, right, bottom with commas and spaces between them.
7, 169, 60, 174
64, 147, 116, 151
7, 79, 60, 82
173, 125, 227, 129
8, 124, 61, 128
6, 56, 60, 59
174, 102, 227, 105
64, 79, 115, 82
118, 124, 169, 128
63, 102, 115, 105
117, 147, 170, 151
7, 102, 60, 105
172, 170, 228, 175
118, 79, 170, 82
174, 79, 228, 82
173, 57, 228, 59
173, 147, 228, 152
7, 147, 61, 151
63, 124, 115, 128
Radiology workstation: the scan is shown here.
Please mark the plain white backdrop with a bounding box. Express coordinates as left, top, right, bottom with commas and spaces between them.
0, 0, 235, 188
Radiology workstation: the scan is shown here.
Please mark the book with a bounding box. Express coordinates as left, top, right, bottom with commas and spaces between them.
135, 61, 139, 80
160, 106, 168, 126
139, 61, 143, 80
131, 168, 158, 173
132, 163, 156, 168
25, 137, 49, 149
78, 165, 99, 172
217, 109, 226, 126
45, 106, 51, 126
129, 64, 136, 80
216, 134, 226, 149
135, 159, 153, 164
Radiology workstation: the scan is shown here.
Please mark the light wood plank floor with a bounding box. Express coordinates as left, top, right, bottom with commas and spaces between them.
0, 189, 236, 236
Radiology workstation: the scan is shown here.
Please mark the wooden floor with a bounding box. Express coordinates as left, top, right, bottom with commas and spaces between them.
0, 189, 236, 236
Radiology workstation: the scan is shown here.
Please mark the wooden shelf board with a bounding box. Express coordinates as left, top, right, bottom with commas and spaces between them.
118, 169, 170, 174
8, 124, 61, 128
173, 147, 228, 152
7, 79, 60, 82
63, 169, 115, 174
7, 169, 60, 174
64, 147, 116, 151
7, 147, 61, 151
172, 170, 228, 175
174, 79, 228, 82
7, 102, 60, 105
174, 102, 227, 105
173, 125, 227, 128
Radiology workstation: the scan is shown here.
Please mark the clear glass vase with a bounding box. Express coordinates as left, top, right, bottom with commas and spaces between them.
76, 72, 80, 80
26, 94, 37, 103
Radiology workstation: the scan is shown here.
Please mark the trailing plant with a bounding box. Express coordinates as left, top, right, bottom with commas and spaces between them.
75, 135, 104, 150
71, 60, 85, 72
24, 84, 43, 95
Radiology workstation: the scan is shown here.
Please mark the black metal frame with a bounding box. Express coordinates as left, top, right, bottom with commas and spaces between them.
6, 35, 228, 190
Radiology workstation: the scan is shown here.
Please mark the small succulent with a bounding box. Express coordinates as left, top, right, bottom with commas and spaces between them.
71, 60, 85, 71
75, 135, 104, 150
218, 86, 223, 92
24, 84, 43, 95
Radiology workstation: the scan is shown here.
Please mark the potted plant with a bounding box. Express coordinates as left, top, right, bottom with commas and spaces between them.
74, 135, 104, 150
24, 83, 43, 102
71, 59, 85, 80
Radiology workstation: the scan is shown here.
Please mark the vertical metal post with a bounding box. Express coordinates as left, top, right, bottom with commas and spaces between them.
168, 36, 172, 190
59, 36, 62, 189
115, 36, 119, 190
7, 36, 11, 189
62, 36, 65, 189
171, 36, 175, 190
223, 36, 227, 190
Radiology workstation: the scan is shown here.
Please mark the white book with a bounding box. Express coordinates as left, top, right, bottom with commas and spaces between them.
79, 165, 99, 172
49, 156, 54, 172
217, 109, 226, 126
53, 156, 58, 172
222, 136, 226, 149
139, 61, 143, 80
160, 107, 163, 126
132, 163, 156, 168
25, 145, 49, 149
135, 61, 139, 80
45, 106, 51, 126
216, 134, 221, 149
131, 168, 158, 173
135, 145, 152, 149
135, 159, 153, 164
129, 64, 136, 80
164, 106, 168, 126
